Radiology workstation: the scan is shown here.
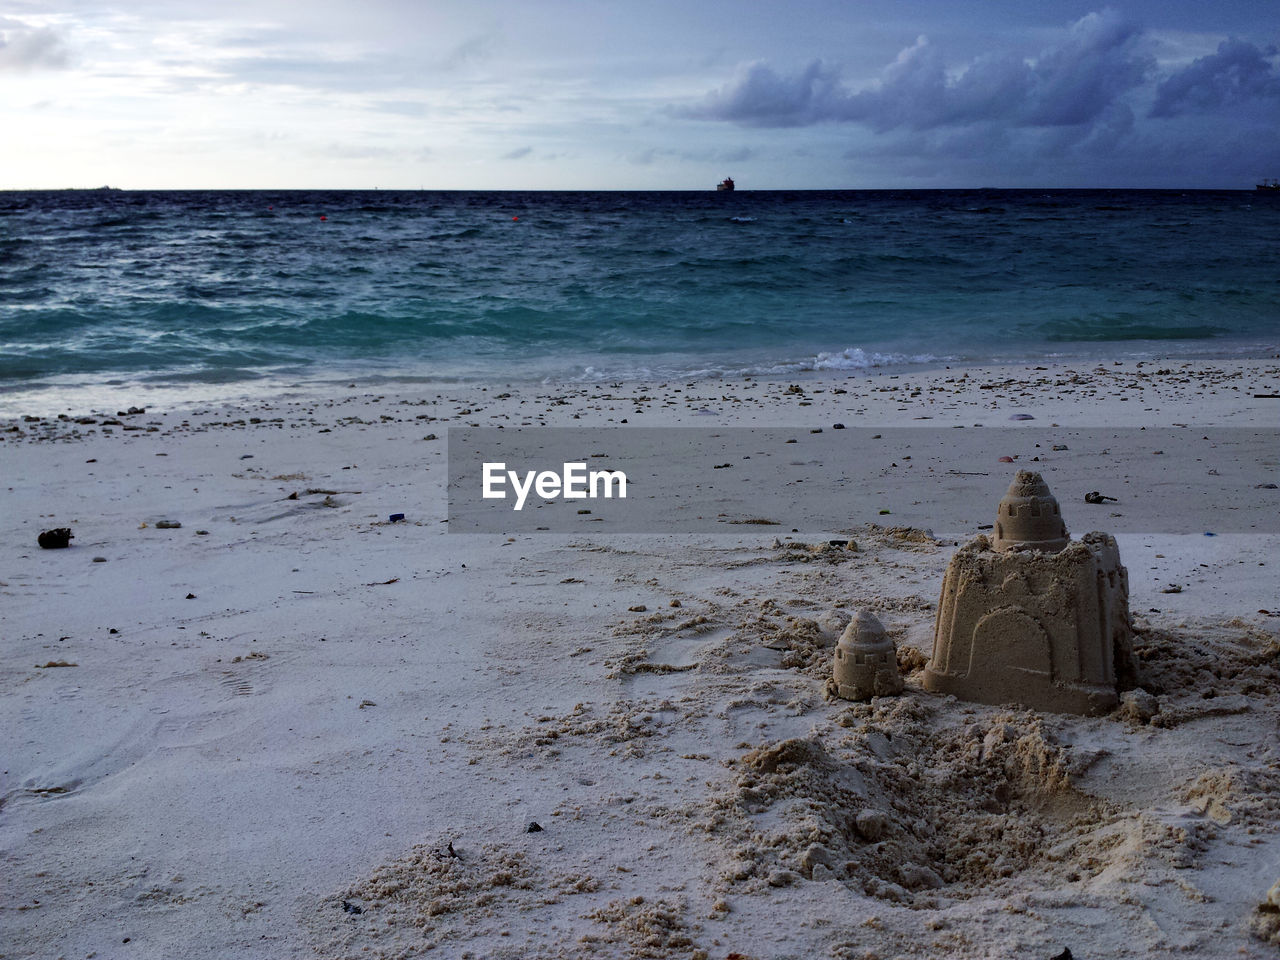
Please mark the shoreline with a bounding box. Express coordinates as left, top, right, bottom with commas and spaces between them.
2, 342, 1277, 420
3, 356, 1278, 958
3, 353, 1279, 422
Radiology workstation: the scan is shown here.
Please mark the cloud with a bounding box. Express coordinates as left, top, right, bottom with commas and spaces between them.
200, 53, 401, 92
443, 32, 498, 71
501, 146, 532, 160
1150, 37, 1280, 117
1013, 10, 1150, 125
372, 99, 429, 117
682, 9, 1151, 132
162, 34, 501, 97
628, 145, 756, 167
716, 145, 755, 164
320, 142, 401, 160
0, 21, 71, 71
682, 59, 845, 128
628, 147, 661, 166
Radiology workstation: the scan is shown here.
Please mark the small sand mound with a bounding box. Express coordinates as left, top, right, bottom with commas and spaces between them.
770, 617, 830, 671
896, 644, 930, 675
1181, 766, 1280, 827
880, 525, 942, 546
582, 896, 701, 958
1134, 623, 1279, 700
705, 698, 1131, 905
775, 540, 860, 564
1252, 880, 1280, 945
1131, 621, 1280, 726
864, 524, 943, 551
312, 840, 535, 956
312, 836, 695, 959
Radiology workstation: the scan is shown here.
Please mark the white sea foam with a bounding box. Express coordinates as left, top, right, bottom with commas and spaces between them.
560, 346, 949, 384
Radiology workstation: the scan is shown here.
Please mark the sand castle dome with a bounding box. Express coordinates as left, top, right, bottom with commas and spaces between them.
833, 609, 904, 701
992, 470, 1069, 553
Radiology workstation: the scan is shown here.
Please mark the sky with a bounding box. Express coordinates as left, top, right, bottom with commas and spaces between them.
1, 0, 1277, 189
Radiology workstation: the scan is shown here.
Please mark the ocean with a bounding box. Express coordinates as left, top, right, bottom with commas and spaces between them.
1, 189, 1276, 413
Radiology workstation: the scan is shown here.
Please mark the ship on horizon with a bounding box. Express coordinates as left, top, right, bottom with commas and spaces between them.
1257, 178, 1279, 191
716, 177, 735, 192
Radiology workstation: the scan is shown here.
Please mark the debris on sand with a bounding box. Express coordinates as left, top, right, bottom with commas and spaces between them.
37, 527, 73, 549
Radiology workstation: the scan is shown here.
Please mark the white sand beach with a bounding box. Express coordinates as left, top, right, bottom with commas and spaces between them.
3, 358, 1278, 959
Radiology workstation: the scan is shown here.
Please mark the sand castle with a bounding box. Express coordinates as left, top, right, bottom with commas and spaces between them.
832, 609, 904, 701
922, 471, 1132, 715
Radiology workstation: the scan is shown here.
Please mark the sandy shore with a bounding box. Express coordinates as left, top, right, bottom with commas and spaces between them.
3, 358, 1278, 959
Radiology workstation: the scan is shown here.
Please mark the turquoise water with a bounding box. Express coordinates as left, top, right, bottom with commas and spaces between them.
1, 189, 1276, 409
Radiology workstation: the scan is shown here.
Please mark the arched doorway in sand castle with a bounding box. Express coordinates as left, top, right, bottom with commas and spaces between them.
970, 607, 1052, 680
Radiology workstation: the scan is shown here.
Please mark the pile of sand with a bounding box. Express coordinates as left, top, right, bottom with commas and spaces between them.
702, 700, 1133, 903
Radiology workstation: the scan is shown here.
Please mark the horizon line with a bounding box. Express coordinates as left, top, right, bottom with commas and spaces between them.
1, 185, 1272, 193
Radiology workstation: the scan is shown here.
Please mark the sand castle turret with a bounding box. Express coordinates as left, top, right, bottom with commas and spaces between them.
833, 610, 904, 701
992, 470, 1069, 553
922, 471, 1132, 716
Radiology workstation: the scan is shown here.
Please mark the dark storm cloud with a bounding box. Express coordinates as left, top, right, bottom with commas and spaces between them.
0, 20, 71, 71
682, 10, 1151, 131
1150, 38, 1280, 117
1010, 11, 1149, 126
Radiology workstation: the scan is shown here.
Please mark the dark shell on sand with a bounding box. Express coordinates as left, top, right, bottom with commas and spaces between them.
38, 528, 73, 549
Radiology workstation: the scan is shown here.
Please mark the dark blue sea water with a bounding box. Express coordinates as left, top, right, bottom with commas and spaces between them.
1, 189, 1276, 411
